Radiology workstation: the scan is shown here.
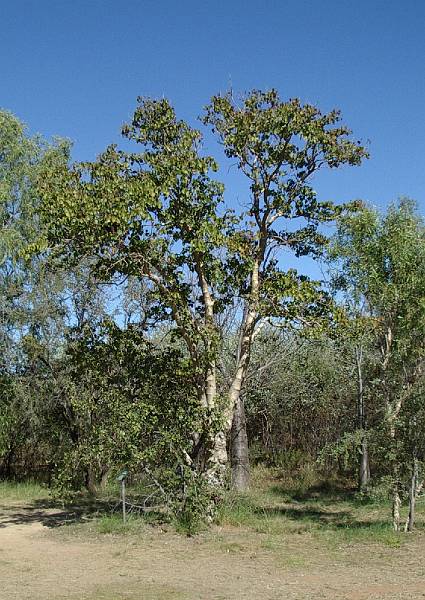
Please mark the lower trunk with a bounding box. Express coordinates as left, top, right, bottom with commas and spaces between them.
359, 434, 370, 491
356, 346, 370, 491
407, 456, 418, 532
85, 467, 98, 496
388, 391, 402, 532
230, 395, 250, 491
99, 467, 110, 490
205, 430, 228, 489
392, 478, 401, 532
2, 444, 15, 479
85, 464, 109, 496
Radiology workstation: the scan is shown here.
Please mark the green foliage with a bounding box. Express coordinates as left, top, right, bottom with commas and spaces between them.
203, 89, 367, 325
0, 93, 378, 531
331, 199, 425, 523
51, 322, 203, 497
333, 198, 425, 370
0, 111, 70, 478
0, 110, 68, 263
172, 467, 213, 534
22, 89, 368, 505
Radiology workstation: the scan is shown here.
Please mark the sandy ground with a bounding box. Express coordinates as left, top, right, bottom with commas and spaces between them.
1, 503, 425, 599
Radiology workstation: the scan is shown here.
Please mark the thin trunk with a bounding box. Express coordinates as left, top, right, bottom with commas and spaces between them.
227, 256, 263, 487
85, 467, 98, 496
3, 443, 15, 479
389, 407, 400, 532
231, 395, 250, 491
356, 345, 370, 490
359, 436, 370, 489
392, 483, 401, 532
381, 326, 402, 532
227, 305, 257, 489
99, 467, 110, 490
407, 455, 418, 532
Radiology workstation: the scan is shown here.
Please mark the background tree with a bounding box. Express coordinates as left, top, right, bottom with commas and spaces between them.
0, 111, 69, 477
331, 199, 425, 529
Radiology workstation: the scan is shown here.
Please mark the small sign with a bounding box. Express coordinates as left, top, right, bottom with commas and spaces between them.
116, 470, 128, 482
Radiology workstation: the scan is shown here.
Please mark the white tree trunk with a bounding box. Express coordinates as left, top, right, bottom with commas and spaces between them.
406, 456, 418, 532
356, 346, 370, 490
392, 483, 401, 532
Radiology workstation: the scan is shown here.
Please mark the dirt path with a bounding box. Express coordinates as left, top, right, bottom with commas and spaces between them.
2, 504, 425, 599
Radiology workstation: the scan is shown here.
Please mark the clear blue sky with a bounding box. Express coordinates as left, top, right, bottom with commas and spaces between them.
2, 0, 425, 217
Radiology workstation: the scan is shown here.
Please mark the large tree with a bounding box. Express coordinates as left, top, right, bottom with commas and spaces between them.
35, 90, 367, 495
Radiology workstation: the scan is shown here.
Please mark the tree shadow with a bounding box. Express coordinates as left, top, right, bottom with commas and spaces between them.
268, 480, 358, 505
0, 497, 112, 529
253, 504, 353, 526
253, 504, 394, 531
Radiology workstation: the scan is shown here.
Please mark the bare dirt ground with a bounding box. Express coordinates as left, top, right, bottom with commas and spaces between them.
2, 502, 425, 600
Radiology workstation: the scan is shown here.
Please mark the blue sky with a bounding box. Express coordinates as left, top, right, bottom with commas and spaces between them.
2, 0, 425, 219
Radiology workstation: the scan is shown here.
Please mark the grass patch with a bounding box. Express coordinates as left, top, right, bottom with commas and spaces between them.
219, 541, 246, 554
216, 469, 423, 549
323, 521, 403, 547
0, 480, 49, 502
94, 514, 147, 535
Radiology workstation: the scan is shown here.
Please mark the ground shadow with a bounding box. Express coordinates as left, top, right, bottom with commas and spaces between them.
0, 497, 112, 529
268, 480, 358, 505
252, 504, 393, 531
253, 504, 352, 526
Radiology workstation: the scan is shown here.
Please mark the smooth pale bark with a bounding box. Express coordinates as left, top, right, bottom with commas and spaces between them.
355, 346, 370, 490
392, 483, 401, 532
390, 437, 401, 531
359, 437, 370, 490
205, 251, 259, 488
230, 395, 250, 490
195, 254, 260, 491
193, 255, 228, 487
226, 305, 258, 488
389, 394, 402, 532
389, 397, 403, 531
225, 261, 261, 488
380, 326, 402, 532
406, 456, 418, 532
